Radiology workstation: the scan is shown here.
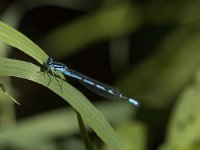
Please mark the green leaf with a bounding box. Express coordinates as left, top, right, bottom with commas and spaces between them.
0, 19, 124, 149
0, 101, 133, 149
76, 111, 93, 150
115, 121, 147, 150
164, 79, 200, 150
0, 21, 47, 64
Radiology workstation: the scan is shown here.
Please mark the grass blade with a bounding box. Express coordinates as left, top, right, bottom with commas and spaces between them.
0, 57, 124, 150
0, 21, 47, 64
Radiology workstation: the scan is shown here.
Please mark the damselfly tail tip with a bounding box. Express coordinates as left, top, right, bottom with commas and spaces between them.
128, 98, 140, 107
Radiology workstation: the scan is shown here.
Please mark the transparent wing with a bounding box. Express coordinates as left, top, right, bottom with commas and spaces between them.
69, 69, 140, 106
68, 69, 123, 100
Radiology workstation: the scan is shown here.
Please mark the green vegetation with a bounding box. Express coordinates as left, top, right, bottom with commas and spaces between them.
0, 0, 200, 150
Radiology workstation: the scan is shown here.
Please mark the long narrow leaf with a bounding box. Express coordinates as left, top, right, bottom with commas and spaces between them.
0, 21, 47, 64
0, 21, 124, 149
0, 57, 124, 150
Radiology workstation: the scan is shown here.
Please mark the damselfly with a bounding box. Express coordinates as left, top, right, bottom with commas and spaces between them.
44, 58, 140, 107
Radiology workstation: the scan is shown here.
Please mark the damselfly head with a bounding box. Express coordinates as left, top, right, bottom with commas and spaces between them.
47, 58, 54, 65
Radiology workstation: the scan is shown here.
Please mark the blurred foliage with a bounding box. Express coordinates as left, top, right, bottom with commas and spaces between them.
163, 69, 200, 150
114, 122, 146, 150
0, 0, 200, 150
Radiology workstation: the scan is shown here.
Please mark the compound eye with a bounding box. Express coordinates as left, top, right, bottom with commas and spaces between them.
47, 58, 53, 64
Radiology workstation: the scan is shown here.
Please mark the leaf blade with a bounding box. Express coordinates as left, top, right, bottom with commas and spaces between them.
0, 57, 124, 150
0, 21, 48, 64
